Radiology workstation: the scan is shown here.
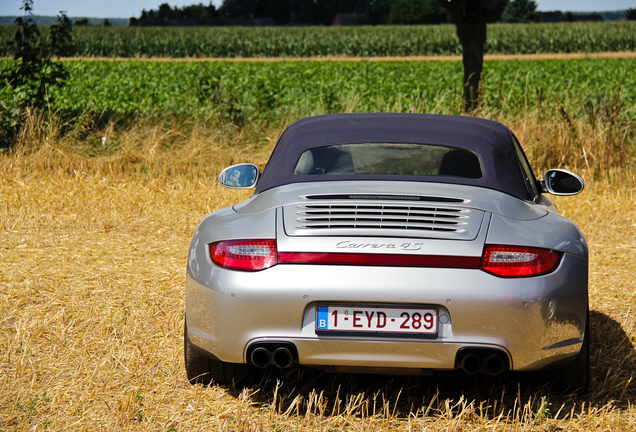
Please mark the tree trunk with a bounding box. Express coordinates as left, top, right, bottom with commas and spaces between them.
437, 0, 501, 113
459, 21, 486, 112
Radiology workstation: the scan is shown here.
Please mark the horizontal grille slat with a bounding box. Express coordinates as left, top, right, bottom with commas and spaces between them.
304, 194, 465, 203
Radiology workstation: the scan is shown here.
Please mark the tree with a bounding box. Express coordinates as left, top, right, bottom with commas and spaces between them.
312, 0, 371, 25
221, 0, 316, 25
386, 0, 447, 24
0, 0, 73, 146
627, 8, 636, 20
365, 0, 391, 24
131, 2, 226, 26
437, 0, 508, 112
3, 1, 72, 108
51, 12, 74, 56
501, 0, 538, 23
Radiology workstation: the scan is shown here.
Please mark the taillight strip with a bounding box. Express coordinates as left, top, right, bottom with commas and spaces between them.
279, 252, 481, 268
209, 239, 562, 278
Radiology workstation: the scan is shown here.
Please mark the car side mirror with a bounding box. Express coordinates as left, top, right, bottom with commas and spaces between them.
218, 163, 260, 189
541, 169, 584, 196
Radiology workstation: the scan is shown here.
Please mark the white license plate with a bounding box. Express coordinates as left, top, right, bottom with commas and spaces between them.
316, 305, 438, 336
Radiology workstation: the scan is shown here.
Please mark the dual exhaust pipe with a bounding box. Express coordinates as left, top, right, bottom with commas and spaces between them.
249, 343, 296, 369
249, 343, 507, 375
458, 349, 508, 376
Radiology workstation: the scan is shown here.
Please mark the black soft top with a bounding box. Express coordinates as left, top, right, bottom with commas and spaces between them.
255, 113, 532, 200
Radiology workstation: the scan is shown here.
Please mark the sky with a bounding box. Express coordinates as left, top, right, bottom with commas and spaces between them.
0, 0, 634, 19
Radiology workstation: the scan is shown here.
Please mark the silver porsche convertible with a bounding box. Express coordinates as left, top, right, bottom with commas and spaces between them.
185, 113, 588, 391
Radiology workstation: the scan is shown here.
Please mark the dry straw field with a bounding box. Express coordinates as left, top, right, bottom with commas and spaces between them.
1, 114, 635, 430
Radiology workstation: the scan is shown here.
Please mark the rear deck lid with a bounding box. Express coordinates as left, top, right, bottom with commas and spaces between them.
283, 193, 484, 241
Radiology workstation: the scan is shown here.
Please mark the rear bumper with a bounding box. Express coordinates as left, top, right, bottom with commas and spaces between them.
186, 253, 588, 373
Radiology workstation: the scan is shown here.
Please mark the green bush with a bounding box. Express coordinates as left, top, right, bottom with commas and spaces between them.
0, 0, 72, 147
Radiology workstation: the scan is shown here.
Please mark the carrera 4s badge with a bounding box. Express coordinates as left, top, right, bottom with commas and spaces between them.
335, 241, 424, 251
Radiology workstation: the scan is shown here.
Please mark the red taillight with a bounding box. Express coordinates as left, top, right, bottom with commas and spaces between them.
209, 239, 278, 271
481, 245, 562, 277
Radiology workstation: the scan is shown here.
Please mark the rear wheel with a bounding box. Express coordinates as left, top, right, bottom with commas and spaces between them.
184, 320, 248, 385
547, 313, 590, 393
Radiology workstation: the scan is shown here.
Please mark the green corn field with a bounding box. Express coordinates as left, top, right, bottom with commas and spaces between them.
1, 21, 635, 58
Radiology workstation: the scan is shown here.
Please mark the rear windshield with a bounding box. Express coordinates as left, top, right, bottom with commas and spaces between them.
294, 143, 483, 179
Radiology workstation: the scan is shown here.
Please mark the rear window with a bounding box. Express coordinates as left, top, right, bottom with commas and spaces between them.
294, 143, 483, 179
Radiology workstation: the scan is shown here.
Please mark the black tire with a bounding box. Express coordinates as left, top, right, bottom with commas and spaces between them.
184, 321, 248, 385
547, 312, 590, 394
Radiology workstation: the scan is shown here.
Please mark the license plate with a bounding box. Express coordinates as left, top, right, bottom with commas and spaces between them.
316, 305, 438, 336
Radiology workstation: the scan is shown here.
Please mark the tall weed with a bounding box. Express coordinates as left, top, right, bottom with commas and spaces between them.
3, 104, 634, 180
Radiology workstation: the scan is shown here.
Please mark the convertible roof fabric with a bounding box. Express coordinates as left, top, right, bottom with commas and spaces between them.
255, 113, 533, 200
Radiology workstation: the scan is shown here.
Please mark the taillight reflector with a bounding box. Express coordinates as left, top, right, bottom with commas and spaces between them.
481, 245, 562, 277
279, 252, 480, 268
209, 239, 278, 271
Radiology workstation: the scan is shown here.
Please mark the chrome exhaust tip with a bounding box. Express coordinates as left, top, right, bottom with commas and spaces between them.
250, 347, 272, 368
484, 354, 506, 376
461, 353, 482, 375
272, 347, 294, 369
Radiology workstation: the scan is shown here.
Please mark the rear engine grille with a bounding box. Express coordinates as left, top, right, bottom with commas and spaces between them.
283, 194, 484, 239
296, 203, 465, 232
